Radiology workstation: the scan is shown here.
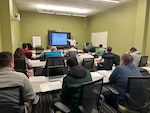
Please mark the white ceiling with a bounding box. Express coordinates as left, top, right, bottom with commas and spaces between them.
15, 0, 130, 16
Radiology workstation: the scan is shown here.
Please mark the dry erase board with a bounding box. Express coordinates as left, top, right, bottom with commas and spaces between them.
32, 35, 41, 47
91, 31, 108, 48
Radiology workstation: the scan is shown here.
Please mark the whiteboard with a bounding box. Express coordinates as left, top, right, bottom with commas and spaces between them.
91, 31, 108, 48
32, 35, 41, 47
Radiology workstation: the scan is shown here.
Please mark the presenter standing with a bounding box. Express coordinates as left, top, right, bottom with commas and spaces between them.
67, 37, 77, 47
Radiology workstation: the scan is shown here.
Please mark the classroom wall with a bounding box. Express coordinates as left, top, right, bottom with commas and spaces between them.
145, 0, 150, 61
88, 0, 138, 55
10, 0, 21, 52
0, 24, 2, 51
20, 11, 89, 49
0, 0, 20, 52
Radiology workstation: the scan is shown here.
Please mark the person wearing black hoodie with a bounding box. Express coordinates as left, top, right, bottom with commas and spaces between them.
61, 57, 92, 113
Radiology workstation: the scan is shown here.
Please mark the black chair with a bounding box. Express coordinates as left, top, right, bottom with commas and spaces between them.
45, 56, 66, 77
35, 46, 44, 55
68, 51, 78, 57
14, 59, 27, 75
0, 86, 40, 113
82, 58, 94, 72
113, 54, 120, 66
54, 78, 105, 113
119, 76, 150, 113
139, 56, 148, 67
98, 54, 114, 70
109, 76, 150, 113
0, 86, 25, 113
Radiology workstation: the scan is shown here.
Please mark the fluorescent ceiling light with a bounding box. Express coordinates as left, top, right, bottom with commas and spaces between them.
37, 4, 89, 14
72, 14, 87, 17
56, 12, 71, 16
38, 10, 55, 14
85, 0, 120, 3
102, 0, 120, 3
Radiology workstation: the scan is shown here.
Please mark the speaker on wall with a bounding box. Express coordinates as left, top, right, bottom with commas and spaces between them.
11, 13, 20, 21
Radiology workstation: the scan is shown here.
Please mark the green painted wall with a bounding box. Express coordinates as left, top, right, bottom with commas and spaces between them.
88, 0, 137, 55
10, 0, 21, 52
0, 24, 2, 51
20, 11, 89, 49
0, 0, 20, 52
0, 0, 12, 52
145, 0, 150, 62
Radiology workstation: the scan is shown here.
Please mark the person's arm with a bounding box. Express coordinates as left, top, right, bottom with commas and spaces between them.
22, 75, 36, 102
109, 67, 120, 84
61, 77, 70, 103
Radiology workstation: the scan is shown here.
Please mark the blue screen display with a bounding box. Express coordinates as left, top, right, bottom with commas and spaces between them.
52, 33, 67, 45
48, 32, 70, 47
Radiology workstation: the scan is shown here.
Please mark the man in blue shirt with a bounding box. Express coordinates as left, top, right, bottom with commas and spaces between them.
45, 46, 62, 59
103, 54, 141, 110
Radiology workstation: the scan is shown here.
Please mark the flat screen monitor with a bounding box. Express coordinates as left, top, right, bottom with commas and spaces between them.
48, 31, 71, 47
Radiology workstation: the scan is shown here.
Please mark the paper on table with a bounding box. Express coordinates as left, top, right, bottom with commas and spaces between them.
40, 81, 62, 92
97, 70, 112, 77
40, 83, 50, 92
29, 76, 46, 82
91, 72, 103, 81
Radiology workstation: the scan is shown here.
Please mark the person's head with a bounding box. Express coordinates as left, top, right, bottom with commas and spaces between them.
51, 46, 57, 52
83, 48, 89, 53
14, 48, 26, 59
130, 47, 137, 53
99, 44, 103, 48
120, 54, 133, 65
0, 52, 14, 68
22, 43, 28, 49
106, 46, 112, 52
46, 45, 51, 50
66, 57, 78, 69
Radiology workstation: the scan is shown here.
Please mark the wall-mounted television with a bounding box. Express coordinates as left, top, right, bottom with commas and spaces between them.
48, 31, 71, 48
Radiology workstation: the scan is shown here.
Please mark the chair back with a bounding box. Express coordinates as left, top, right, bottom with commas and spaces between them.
82, 58, 94, 72
113, 54, 120, 66
125, 76, 150, 113
0, 86, 25, 113
35, 46, 44, 55
139, 56, 148, 67
14, 59, 26, 75
78, 78, 103, 113
45, 56, 66, 77
103, 55, 114, 70
68, 51, 78, 58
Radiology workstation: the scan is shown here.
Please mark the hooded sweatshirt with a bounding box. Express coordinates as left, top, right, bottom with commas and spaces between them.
61, 65, 92, 112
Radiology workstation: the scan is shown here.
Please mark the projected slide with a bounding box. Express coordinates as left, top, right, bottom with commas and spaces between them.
52, 33, 67, 45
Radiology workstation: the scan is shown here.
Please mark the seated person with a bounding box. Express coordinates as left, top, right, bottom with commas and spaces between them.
52, 57, 92, 113
38, 45, 51, 58
86, 42, 94, 51
96, 46, 114, 63
22, 43, 32, 54
14, 48, 34, 77
103, 54, 141, 110
0, 51, 36, 109
22, 43, 32, 59
96, 44, 105, 56
128, 47, 142, 67
78, 48, 97, 67
45, 46, 62, 59
64, 45, 78, 58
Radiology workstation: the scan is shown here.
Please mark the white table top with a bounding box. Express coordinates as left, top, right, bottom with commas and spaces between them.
31, 60, 46, 68
29, 71, 108, 93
